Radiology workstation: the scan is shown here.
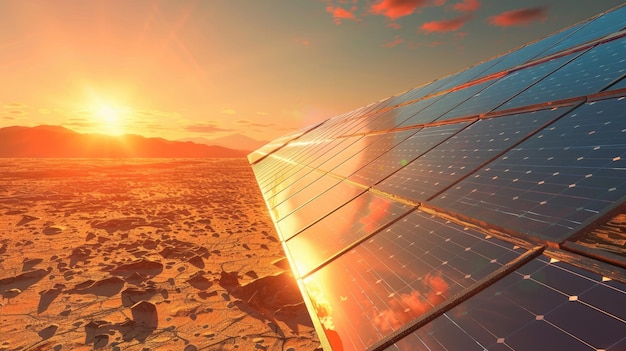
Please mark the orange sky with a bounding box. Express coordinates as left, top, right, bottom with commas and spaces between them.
1, 0, 622, 142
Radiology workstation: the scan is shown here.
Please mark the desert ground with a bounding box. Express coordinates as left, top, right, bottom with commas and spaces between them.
0, 158, 320, 351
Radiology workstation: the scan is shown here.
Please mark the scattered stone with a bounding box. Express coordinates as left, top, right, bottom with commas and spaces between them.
22, 258, 44, 271
38, 324, 59, 340
187, 255, 204, 269
94, 334, 109, 348
43, 225, 65, 235
110, 259, 163, 277
17, 215, 40, 226
131, 300, 158, 329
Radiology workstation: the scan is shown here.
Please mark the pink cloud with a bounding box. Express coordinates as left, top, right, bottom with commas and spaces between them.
452, 0, 480, 12
370, 0, 430, 20
384, 35, 404, 48
420, 15, 471, 33
488, 7, 548, 27
326, 4, 357, 23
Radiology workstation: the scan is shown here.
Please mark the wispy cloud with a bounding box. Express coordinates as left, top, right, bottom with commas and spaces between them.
220, 108, 236, 115
185, 123, 233, 134
370, 0, 431, 20
1, 102, 28, 109
488, 7, 548, 27
420, 15, 472, 33
326, 4, 357, 24
384, 35, 404, 48
451, 0, 480, 12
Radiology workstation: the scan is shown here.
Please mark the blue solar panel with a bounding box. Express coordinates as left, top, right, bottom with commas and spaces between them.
285, 191, 413, 277
499, 37, 626, 111
376, 106, 574, 202
431, 59, 501, 94
387, 253, 626, 351
476, 23, 587, 79
408, 81, 494, 124
350, 123, 469, 187
393, 96, 445, 128
609, 75, 626, 90
436, 52, 581, 121
302, 209, 527, 351
433, 97, 626, 241
538, 5, 626, 58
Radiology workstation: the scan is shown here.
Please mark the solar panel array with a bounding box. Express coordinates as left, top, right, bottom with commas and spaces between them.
248, 6, 626, 351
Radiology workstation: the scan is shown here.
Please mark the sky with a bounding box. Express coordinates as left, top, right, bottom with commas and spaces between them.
0, 0, 623, 142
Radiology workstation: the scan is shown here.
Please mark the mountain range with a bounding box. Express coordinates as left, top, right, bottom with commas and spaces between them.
180, 134, 268, 152
0, 125, 251, 158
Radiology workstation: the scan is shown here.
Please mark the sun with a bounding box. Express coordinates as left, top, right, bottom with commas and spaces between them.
93, 104, 125, 135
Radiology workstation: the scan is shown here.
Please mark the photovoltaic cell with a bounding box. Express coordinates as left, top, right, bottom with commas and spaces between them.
475, 23, 586, 79
285, 191, 414, 277
267, 167, 325, 206
388, 254, 626, 351
302, 210, 527, 351
318, 134, 385, 173
608, 75, 626, 90
276, 179, 366, 240
500, 36, 626, 111
349, 123, 469, 187
331, 130, 415, 178
406, 80, 494, 125
431, 59, 501, 94
537, 5, 626, 58
436, 52, 582, 121
393, 96, 445, 128
376, 106, 573, 202
270, 173, 342, 221
433, 97, 626, 241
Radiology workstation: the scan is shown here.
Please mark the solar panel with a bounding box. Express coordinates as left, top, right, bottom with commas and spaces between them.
475, 23, 587, 79
433, 97, 626, 242
301, 209, 529, 351
609, 75, 626, 90
385, 253, 626, 351
499, 36, 626, 111
435, 51, 583, 121
350, 123, 469, 187
285, 191, 414, 277
537, 5, 626, 58
376, 106, 575, 202
275, 179, 366, 240
247, 5, 626, 350
331, 130, 415, 178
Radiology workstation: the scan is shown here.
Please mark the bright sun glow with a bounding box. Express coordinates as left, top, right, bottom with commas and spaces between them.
93, 104, 126, 135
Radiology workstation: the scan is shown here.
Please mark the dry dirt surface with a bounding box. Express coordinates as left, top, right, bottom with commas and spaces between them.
0, 158, 321, 351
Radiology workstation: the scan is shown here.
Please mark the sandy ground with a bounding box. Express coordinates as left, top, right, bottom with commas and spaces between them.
0, 158, 320, 351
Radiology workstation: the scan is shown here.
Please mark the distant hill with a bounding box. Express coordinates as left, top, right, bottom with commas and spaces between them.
180, 134, 268, 152
0, 125, 248, 158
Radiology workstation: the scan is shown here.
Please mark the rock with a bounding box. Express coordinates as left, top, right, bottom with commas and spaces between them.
38, 324, 59, 340
43, 225, 65, 235
131, 300, 158, 329
94, 334, 109, 348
